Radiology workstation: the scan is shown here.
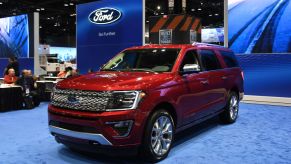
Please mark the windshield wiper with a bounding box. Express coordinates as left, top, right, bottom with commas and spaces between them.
100, 69, 119, 72
127, 68, 158, 73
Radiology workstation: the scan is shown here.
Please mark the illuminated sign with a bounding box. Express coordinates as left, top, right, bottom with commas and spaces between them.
88, 7, 122, 25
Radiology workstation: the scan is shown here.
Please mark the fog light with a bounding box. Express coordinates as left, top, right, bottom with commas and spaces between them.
106, 120, 134, 137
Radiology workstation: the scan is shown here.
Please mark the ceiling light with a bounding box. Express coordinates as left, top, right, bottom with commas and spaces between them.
64, 3, 69, 7
0, 2, 3, 5
161, 12, 164, 15
69, 3, 74, 6
41, 8, 45, 11
209, 14, 213, 17
191, 9, 195, 11
36, 8, 40, 11
39, 26, 42, 28
215, 13, 219, 16
157, 6, 161, 10
198, 8, 202, 11
47, 17, 50, 20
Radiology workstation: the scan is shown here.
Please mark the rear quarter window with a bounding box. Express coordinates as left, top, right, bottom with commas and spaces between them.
219, 50, 239, 68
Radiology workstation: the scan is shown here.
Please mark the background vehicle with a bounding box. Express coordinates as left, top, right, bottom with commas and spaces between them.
48, 43, 244, 162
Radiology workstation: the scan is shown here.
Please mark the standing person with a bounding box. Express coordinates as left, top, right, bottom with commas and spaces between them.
3, 68, 18, 84
4, 57, 20, 77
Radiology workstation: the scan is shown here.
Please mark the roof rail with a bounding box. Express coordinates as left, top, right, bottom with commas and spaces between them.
192, 42, 225, 48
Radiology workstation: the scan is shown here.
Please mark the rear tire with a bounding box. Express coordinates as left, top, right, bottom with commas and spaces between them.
220, 92, 239, 124
140, 109, 175, 162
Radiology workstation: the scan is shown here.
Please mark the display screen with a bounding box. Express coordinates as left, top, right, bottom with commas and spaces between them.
228, 0, 291, 53
50, 47, 76, 62
202, 28, 224, 43
0, 14, 29, 58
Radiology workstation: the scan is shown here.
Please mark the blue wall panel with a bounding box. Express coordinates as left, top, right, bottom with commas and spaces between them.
237, 54, 291, 97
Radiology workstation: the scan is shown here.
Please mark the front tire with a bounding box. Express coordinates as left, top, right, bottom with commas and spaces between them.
220, 92, 239, 124
140, 109, 175, 162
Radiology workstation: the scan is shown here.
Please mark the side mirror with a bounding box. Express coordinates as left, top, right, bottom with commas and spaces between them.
180, 64, 201, 75
183, 64, 200, 72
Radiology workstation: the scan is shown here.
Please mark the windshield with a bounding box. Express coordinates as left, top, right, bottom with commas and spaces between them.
101, 48, 181, 73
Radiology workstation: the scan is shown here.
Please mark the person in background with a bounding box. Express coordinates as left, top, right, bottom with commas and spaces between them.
4, 57, 20, 77
16, 69, 40, 107
4, 68, 18, 84
64, 67, 73, 78
58, 67, 73, 78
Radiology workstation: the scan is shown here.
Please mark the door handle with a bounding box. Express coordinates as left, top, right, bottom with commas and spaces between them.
222, 76, 228, 80
200, 80, 209, 85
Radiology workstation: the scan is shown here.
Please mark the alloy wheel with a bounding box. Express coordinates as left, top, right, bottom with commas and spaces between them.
150, 116, 173, 156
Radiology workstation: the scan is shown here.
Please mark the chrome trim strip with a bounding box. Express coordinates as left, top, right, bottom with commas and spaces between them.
49, 125, 112, 146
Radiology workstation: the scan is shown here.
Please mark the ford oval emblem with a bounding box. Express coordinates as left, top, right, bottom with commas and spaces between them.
67, 95, 78, 104
88, 7, 122, 25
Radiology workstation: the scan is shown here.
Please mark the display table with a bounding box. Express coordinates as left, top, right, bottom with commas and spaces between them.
43, 76, 65, 81
36, 81, 58, 101
0, 85, 23, 111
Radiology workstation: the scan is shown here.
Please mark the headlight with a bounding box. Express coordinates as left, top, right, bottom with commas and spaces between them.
106, 91, 146, 111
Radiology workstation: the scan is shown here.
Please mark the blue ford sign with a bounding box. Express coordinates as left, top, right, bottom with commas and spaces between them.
88, 7, 122, 25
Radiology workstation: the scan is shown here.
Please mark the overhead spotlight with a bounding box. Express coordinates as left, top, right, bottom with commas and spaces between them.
215, 13, 219, 16
47, 17, 50, 20
209, 14, 213, 17
161, 12, 164, 15
64, 3, 69, 7
69, 3, 74, 6
39, 26, 42, 29
157, 6, 161, 10
36, 8, 40, 11
198, 8, 202, 11
146, 20, 149, 23
41, 8, 45, 11
0, 2, 3, 5
191, 9, 195, 11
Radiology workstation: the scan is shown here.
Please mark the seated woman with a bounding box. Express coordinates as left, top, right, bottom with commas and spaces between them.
4, 68, 18, 84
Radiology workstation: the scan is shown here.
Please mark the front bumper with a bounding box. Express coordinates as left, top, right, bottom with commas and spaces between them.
49, 125, 112, 145
48, 105, 147, 148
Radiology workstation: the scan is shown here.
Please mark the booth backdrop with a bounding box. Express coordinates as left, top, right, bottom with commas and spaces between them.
76, 0, 144, 74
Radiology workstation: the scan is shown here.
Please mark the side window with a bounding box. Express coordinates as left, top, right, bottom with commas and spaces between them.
180, 50, 200, 72
220, 50, 239, 68
199, 50, 221, 71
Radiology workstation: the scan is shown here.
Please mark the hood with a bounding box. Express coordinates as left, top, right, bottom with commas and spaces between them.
56, 71, 177, 91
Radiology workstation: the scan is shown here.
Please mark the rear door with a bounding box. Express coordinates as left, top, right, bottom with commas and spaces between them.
198, 49, 227, 115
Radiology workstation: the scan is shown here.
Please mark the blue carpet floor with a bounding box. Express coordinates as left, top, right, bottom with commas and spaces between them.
0, 103, 291, 164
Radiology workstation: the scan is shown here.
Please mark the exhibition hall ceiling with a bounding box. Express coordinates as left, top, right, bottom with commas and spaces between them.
0, 0, 223, 45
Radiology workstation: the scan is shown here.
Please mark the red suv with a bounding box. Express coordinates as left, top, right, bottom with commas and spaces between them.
48, 43, 244, 162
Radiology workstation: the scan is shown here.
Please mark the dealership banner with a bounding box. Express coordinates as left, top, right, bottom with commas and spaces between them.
77, 0, 144, 73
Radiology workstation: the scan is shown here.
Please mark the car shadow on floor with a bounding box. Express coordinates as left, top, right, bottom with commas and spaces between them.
57, 116, 222, 163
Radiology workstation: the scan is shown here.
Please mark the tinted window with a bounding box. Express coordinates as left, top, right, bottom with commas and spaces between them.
220, 51, 239, 68
200, 50, 221, 71
180, 50, 200, 71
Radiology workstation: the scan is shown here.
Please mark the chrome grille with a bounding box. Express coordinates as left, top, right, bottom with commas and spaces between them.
51, 89, 112, 112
